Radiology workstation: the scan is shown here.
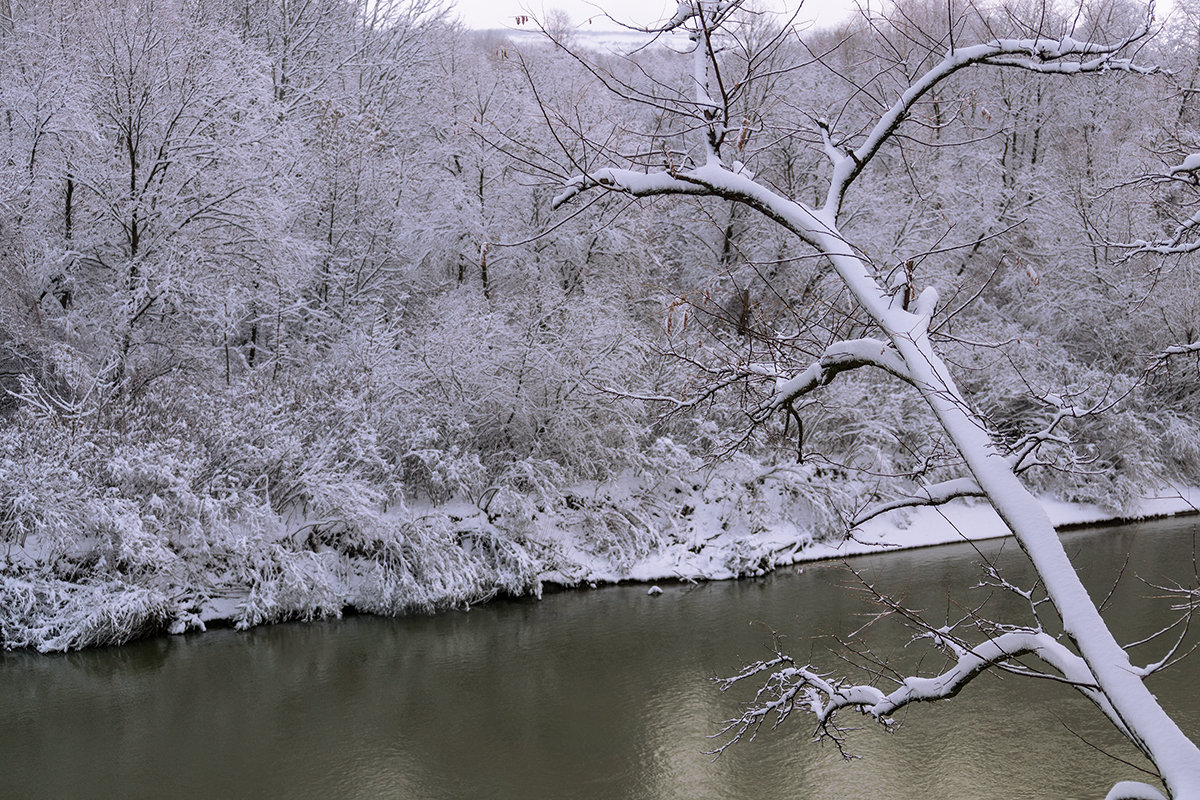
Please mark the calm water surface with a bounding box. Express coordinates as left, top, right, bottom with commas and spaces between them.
2, 518, 1199, 799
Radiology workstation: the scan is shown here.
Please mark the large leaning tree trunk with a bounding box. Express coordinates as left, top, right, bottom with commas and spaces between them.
545, 2, 1200, 798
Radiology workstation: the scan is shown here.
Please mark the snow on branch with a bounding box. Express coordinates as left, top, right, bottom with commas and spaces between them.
1170, 153, 1200, 176
653, 0, 744, 34
1105, 782, 1168, 800
556, 10, 1157, 273
1146, 341, 1200, 373
765, 338, 911, 412
1004, 395, 1106, 475
1122, 206, 1200, 257
711, 628, 1112, 756
1115, 154, 1200, 256
1157, 342, 1200, 358
552, 167, 713, 209
596, 335, 911, 432
850, 390, 1099, 527
850, 477, 984, 526
821, 18, 1158, 217
597, 368, 767, 412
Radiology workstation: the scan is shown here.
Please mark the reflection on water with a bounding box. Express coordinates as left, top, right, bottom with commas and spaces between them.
2, 518, 1198, 799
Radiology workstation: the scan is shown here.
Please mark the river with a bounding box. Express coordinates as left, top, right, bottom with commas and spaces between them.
2, 517, 1198, 799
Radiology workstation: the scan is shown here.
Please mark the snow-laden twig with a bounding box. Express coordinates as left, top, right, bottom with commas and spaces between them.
1006, 392, 1111, 473
1148, 341, 1200, 370
654, 0, 744, 34
850, 476, 983, 526
1122, 207, 1200, 258
851, 390, 1104, 526
1107, 781, 1169, 800
1170, 153, 1200, 176
813, 21, 1156, 217
766, 338, 912, 411
1115, 154, 1200, 256
711, 628, 1116, 755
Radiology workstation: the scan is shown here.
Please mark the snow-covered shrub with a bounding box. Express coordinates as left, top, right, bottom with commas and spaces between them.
1158, 413, 1200, 482
0, 574, 170, 651
364, 289, 652, 491
346, 513, 539, 615
0, 407, 105, 561
87, 497, 182, 581
571, 500, 661, 572
397, 433, 489, 503
231, 536, 343, 629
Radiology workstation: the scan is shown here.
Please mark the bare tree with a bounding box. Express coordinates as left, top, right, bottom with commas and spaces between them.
546, 2, 1200, 797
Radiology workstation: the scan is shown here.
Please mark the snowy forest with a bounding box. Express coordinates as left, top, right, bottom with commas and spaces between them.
2, 0, 1200, 656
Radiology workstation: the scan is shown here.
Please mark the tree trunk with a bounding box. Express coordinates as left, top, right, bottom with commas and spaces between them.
814, 224, 1200, 798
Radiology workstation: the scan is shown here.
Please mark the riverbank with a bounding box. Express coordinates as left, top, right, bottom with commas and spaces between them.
541, 484, 1200, 587
4, 470, 1197, 651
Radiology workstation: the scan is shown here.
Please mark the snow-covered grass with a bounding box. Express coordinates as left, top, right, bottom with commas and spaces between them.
2, 427, 1194, 653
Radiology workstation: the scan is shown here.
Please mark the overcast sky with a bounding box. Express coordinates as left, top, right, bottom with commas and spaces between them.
448, 0, 861, 31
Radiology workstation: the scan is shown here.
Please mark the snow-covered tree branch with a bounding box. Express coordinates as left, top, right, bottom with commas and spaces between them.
765, 337, 912, 409
711, 626, 1118, 752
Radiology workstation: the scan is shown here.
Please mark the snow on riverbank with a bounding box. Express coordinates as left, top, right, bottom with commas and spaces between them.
3, 469, 1196, 651
542, 485, 1200, 587
143, 483, 1200, 632
785, 485, 1200, 561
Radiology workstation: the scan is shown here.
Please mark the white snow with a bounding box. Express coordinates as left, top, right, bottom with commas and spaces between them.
1171, 153, 1200, 175
534, 482, 1200, 587
1106, 781, 1168, 800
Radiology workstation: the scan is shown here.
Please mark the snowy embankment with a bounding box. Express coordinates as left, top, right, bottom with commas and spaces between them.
2, 465, 1196, 652
539, 483, 1200, 587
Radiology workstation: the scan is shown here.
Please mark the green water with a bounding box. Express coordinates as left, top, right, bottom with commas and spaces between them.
2, 518, 1198, 799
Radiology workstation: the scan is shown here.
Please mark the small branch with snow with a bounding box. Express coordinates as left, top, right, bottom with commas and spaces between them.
766, 338, 911, 412
712, 628, 1117, 757
597, 368, 766, 413
653, 0, 743, 34
850, 392, 1097, 527
1149, 341, 1200, 366
1170, 153, 1200, 177
850, 476, 984, 527
820, 21, 1157, 217
552, 167, 713, 209
1004, 395, 1106, 474
1115, 154, 1200, 257
1121, 207, 1200, 258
